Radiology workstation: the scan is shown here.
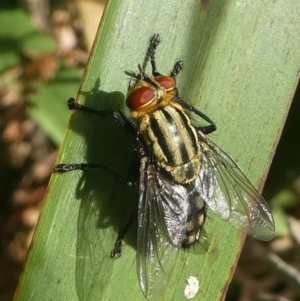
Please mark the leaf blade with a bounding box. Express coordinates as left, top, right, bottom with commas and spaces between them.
14, 1, 300, 301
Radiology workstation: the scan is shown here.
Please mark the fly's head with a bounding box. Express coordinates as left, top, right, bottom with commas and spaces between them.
125, 65, 176, 118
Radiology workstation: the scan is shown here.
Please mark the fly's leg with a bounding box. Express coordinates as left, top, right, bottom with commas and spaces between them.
148, 34, 161, 76
56, 163, 136, 258
56, 97, 139, 183
55, 163, 135, 186
197, 123, 216, 135
170, 60, 183, 80
177, 98, 217, 134
56, 97, 139, 256
55, 98, 136, 258
67, 97, 135, 131
147, 33, 214, 133
148, 34, 184, 80
110, 216, 134, 258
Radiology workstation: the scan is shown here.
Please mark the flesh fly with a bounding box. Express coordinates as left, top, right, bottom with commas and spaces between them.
56, 34, 275, 300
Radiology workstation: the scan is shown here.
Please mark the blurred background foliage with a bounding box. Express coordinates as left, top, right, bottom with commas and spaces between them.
0, 1, 299, 301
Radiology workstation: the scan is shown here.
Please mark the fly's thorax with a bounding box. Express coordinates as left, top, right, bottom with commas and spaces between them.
137, 101, 202, 184
125, 73, 202, 184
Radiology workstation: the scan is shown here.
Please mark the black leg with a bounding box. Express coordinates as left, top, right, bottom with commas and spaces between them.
170, 60, 183, 79
56, 97, 140, 182
127, 34, 184, 87
110, 216, 134, 258
147, 34, 214, 133
148, 34, 161, 77
67, 97, 133, 129
55, 163, 135, 186
197, 124, 217, 135
176, 98, 217, 134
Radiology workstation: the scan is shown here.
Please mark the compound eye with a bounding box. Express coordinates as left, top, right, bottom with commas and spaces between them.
126, 87, 155, 109
155, 75, 175, 91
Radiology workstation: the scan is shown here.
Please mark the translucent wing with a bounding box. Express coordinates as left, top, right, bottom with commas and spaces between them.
195, 131, 275, 241
137, 156, 189, 300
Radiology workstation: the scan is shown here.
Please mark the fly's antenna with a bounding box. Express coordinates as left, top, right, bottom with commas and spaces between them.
125, 65, 146, 81
137, 64, 161, 89
125, 70, 137, 78
124, 70, 138, 89
125, 66, 157, 88
138, 64, 147, 80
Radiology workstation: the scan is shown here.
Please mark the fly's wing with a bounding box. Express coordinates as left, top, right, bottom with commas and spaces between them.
196, 131, 275, 241
137, 156, 189, 300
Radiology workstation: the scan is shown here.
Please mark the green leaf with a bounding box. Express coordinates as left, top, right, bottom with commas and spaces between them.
28, 66, 82, 145
14, 1, 300, 301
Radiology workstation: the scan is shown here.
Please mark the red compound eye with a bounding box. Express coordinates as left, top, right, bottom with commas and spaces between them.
155, 75, 175, 90
126, 87, 155, 109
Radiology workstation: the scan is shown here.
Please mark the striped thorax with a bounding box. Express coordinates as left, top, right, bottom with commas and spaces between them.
126, 74, 201, 184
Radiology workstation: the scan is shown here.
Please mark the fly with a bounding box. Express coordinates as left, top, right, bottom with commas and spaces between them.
55, 34, 275, 300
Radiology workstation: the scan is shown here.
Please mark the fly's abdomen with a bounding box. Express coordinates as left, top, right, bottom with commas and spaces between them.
139, 102, 201, 184
182, 189, 207, 248
181, 204, 207, 248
